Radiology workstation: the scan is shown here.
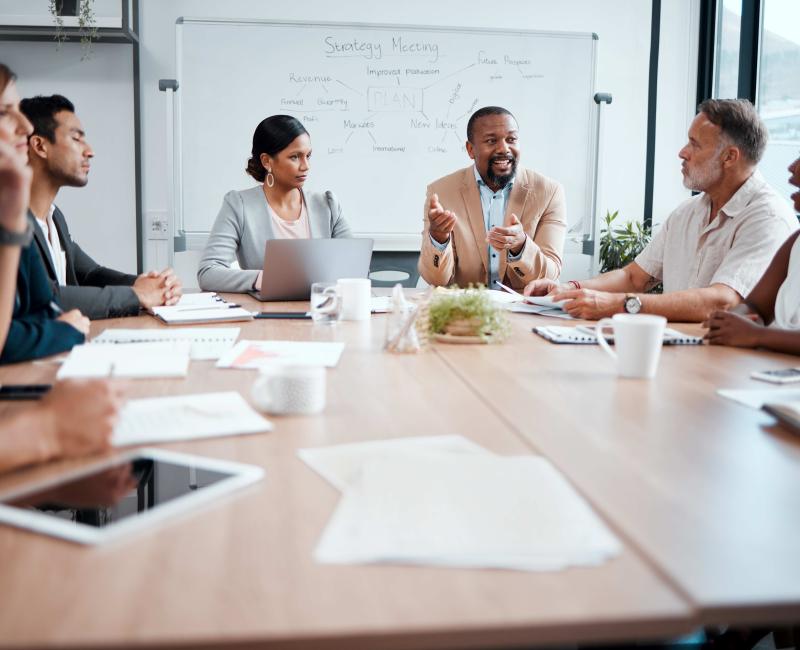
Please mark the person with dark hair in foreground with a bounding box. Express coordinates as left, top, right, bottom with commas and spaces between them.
0, 63, 121, 473
418, 105, 567, 289
21, 94, 181, 320
705, 154, 800, 353
525, 99, 798, 322
197, 114, 352, 292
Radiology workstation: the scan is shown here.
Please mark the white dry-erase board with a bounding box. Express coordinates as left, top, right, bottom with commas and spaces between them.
175, 19, 598, 249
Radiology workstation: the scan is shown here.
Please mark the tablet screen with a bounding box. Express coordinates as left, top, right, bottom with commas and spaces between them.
1, 456, 234, 529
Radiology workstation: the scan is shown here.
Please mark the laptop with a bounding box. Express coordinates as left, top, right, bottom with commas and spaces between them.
248, 238, 374, 301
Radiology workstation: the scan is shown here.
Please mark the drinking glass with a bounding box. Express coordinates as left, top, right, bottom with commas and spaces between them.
310, 282, 341, 324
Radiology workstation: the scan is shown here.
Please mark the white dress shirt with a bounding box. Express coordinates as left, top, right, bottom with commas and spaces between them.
35, 204, 67, 286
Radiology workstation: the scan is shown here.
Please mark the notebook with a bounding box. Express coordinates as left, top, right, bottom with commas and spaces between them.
150, 304, 253, 325
92, 328, 240, 360
534, 325, 703, 345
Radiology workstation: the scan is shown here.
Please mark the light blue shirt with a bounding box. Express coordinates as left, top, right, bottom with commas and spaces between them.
429, 165, 522, 286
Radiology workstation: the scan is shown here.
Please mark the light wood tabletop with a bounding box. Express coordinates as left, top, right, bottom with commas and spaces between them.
0, 298, 697, 649
434, 313, 800, 627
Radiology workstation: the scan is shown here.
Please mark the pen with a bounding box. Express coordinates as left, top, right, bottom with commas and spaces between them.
48, 301, 64, 316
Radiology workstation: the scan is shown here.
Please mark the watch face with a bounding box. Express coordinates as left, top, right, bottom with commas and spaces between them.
625, 296, 642, 314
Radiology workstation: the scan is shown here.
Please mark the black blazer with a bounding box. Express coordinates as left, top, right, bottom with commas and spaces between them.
30, 206, 140, 319
1, 235, 84, 364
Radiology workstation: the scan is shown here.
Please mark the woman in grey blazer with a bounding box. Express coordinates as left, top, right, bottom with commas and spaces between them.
197, 115, 352, 292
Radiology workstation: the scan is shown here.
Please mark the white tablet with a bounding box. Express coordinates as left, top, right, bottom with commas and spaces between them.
0, 448, 264, 545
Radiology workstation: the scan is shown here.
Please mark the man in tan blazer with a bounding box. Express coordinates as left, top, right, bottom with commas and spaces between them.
418, 106, 566, 289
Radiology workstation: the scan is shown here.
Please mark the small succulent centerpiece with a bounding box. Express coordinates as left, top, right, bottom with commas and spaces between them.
427, 286, 510, 343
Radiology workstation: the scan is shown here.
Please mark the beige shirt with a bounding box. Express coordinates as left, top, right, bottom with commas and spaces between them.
268, 199, 311, 240
635, 171, 798, 297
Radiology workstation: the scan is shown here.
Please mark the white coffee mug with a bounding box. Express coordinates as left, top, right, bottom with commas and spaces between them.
251, 365, 326, 415
594, 314, 666, 379
337, 278, 371, 321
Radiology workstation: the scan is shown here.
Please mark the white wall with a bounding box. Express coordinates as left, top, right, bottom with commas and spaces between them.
1, 41, 138, 274
138, 0, 699, 287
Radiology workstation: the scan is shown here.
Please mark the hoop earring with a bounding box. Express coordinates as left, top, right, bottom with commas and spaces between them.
266, 171, 275, 188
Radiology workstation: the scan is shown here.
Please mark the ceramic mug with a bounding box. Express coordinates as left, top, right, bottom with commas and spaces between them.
337, 278, 371, 321
251, 365, 326, 415
594, 314, 666, 378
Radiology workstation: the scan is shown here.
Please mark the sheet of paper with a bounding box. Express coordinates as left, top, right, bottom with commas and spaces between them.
493, 281, 568, 310
217, 340, 345, 369
112, 391, 273, 447
314, 453, 621, 571
298, 435, 489, 491
487, 289, 521, 305
172, 292, 226, 307
371, 296, 393, 313
524, 295, 568, 310
92, 327, 240, 360
717, 387, 800, 410
57, 343, 190, 379
509, 303, 575, 320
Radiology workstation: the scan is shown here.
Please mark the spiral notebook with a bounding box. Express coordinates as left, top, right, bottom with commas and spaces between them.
91, 328, 241, 360
533, 325, 703, 346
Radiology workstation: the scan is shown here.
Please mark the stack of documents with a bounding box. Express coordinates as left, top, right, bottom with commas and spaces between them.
57, 342, 190, 379
217, 340, 345, 369
113, 391, 273, 446
92, 327, 240, 360
150, 293, 253, 325
300, 435, 621, 571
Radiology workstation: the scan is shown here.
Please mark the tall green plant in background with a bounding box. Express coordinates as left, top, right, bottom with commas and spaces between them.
598, 210, 661, 293
598, 210, 652, 273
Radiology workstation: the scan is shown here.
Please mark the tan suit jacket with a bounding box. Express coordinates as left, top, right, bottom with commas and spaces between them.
418, 166, 566, 289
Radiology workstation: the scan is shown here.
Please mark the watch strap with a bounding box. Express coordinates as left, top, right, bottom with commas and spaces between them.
0, 220, 34, 247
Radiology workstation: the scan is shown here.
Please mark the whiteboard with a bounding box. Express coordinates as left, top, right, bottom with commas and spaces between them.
175, 19, 598, 249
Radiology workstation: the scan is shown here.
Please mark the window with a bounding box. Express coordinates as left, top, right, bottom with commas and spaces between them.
714, 0, 741, 99
757, 0, 800, 205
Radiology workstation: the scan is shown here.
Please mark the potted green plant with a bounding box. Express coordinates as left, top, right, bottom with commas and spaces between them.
426, 286, 510, 343
598, 210, 652, 272
598, 210, 661, 293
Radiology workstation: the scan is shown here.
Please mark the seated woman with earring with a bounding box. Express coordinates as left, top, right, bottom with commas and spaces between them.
197, 114, 352, 292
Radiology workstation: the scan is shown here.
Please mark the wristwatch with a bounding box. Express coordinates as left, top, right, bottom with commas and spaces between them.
0, 220, 33, 247
623, 294, 642, 314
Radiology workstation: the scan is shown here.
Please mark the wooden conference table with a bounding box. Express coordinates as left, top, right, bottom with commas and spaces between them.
0, 293, 797, 649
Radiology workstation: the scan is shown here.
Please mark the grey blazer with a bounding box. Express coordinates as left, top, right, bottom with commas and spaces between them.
197, 187, 353, 293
